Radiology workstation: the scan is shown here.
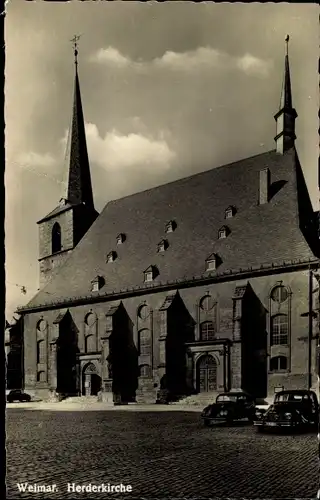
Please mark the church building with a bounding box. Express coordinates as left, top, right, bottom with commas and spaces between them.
17, 39, 320, 404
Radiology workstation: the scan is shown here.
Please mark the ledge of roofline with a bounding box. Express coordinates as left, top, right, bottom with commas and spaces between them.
36, 202, 88, 224
16, 258, 320, 315
38, 247, 74, 262
37, 206, 74, 224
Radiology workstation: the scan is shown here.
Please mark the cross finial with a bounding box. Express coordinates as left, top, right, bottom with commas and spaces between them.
285, 34, 289, 55
70, 34, 82, 66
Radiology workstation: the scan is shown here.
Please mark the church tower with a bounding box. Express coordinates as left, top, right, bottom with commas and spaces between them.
274, 35, 298, 154
37, 38, 99, 287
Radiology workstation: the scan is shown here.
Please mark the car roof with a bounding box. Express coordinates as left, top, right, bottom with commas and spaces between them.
219, 391, 251, 396
276, 390, 314, 395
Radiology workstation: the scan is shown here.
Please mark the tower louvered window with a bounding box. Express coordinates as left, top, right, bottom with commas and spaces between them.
52, 222, 62, 253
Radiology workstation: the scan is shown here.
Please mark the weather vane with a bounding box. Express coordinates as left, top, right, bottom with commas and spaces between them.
70, 34, 82, 65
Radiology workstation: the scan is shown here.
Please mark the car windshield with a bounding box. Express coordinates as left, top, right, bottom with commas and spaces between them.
217, 394, 243, 403
275, 393, 309, 403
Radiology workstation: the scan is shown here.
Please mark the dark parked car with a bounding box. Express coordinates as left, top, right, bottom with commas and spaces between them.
201, 391, 256, 426
7, 389, 31, 403
254, 390, 319, 432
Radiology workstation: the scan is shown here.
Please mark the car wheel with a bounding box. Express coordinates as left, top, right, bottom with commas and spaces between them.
203, 420, 210, 427
256, 426, 264, 433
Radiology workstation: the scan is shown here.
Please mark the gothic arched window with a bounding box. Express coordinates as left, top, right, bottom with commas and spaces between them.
138, 329, 151, 355
52, 222, 62, 254
270, 314, 288, 346
200, 321, 216, 341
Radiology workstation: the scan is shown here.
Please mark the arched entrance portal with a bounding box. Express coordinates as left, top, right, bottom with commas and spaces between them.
82, 362, 101, 396
197, 355, 217, 393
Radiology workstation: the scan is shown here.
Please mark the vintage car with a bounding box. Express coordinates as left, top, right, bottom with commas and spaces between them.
254, 390, 319, 432
6, 389, 31, 403
201, 391, 256, 426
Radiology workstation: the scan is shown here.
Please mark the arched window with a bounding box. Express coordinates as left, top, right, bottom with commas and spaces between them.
37, 340, 45, 364
138, 329, 151, 355
85, 335, 96, 353
200, 321, 215, 341
139, 364, 151, 377
52, 222, 62, 254
270, 356, 288, 371
270, 314, 288, 345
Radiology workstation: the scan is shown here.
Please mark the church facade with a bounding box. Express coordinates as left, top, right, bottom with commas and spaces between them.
17, 42, 320, 404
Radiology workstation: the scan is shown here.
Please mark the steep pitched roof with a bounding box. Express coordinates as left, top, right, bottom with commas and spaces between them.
64, 67, 94, 208
280, 38, 293, 110
37, 201, 80, 224
24, 147, 318, 310
38, 64, 95, 223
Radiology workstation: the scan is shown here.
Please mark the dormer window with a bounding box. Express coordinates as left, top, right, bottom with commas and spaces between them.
165, 220, 177, 233
144, 265, 159, 283
106, 251, 117, 263
91, 275, 105, 292
218, 225, 230, 239
225, 206, 236, 219
116, 233, 126, 245
157, 239, 169, 253
205, 253, 221, 272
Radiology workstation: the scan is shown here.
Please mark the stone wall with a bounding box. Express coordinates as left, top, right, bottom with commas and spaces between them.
23, 268, 314, 400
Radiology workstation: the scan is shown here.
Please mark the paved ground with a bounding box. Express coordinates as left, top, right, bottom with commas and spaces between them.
6, 408, 318, 499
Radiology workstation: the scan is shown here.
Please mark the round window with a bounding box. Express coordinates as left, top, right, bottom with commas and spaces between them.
200, 295, 214, 311
37, 320, 47, 332
85, 313, 96, 326
271, 286, 288, 303
138, 304, 150, 320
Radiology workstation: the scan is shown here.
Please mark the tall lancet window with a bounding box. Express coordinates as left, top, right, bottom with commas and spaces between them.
52, 222, 62, 254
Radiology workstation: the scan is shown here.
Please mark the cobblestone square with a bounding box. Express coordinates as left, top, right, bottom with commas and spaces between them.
6, 408, 318, 499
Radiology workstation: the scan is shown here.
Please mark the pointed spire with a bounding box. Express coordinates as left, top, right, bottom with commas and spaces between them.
63, 35, 95, 208
274, 35, 297, 154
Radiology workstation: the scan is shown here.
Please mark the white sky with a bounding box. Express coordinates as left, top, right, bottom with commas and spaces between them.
5, 1, 319, 320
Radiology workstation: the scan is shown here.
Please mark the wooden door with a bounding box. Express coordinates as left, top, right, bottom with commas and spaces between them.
198, 355, 217, 392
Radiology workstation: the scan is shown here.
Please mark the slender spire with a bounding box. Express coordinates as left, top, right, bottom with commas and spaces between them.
280, 35, 292, 108
63, 35, 95, 208
274, 35, 297, 154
